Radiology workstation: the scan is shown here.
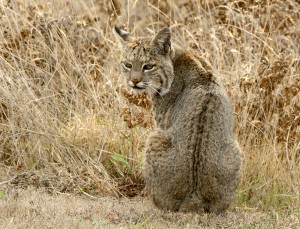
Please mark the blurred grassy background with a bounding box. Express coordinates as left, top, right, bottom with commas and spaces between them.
0, 0, 299, 215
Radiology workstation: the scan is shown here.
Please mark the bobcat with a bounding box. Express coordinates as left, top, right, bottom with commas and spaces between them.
114, 26, 242, 214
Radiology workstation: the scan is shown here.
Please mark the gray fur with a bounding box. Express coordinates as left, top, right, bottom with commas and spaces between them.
114, 27, 242, 214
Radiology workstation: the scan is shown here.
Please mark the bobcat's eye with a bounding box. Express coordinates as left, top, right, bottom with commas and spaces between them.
122, 62, 132, 70
143, 64, 155, 71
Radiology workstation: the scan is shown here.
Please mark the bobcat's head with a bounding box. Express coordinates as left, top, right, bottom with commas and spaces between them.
114, 26, 174, 96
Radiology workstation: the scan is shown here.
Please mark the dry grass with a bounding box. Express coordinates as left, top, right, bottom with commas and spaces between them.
1, 188, 299, 228
0, 0, 299, 222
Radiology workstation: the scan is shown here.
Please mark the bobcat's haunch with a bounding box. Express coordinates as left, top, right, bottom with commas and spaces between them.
114, 26, 242, 214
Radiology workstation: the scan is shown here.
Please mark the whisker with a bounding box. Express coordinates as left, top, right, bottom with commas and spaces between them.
147, 84, 164, 96
149, 82, 177, 95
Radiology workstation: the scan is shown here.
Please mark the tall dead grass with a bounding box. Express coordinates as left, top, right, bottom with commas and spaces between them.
0, 0, 299, 213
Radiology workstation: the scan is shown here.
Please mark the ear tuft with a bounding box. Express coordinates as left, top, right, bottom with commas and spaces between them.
151, 27, 171, 55
114, 26, 133, 46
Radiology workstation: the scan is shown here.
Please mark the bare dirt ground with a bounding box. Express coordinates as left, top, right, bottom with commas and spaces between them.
0, 188, 299, 229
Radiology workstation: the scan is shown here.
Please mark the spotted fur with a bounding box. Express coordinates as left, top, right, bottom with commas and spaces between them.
114, 26, 242, 214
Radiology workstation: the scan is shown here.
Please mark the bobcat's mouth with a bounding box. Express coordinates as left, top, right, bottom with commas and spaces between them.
128, 81, 147, 91
132, 85, 144, 90
129, 84, 147, 94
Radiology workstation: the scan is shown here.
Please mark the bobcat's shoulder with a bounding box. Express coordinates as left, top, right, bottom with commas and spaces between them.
172, 49, 218, 88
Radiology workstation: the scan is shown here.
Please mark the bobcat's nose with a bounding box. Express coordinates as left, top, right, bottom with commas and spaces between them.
131, 79, 140, 85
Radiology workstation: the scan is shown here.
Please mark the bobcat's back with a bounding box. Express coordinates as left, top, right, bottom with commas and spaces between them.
114, 26, 242, 214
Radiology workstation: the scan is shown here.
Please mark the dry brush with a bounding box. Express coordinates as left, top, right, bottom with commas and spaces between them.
0, 0, 299, 213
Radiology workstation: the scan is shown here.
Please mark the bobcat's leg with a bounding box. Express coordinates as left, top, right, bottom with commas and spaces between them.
202, 140, 242, 214
145, 128, 172, 157
143, 128, 189, 211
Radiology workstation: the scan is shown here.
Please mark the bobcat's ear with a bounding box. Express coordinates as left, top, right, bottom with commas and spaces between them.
114, 26, 133, 46
151, 27, 171, 55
